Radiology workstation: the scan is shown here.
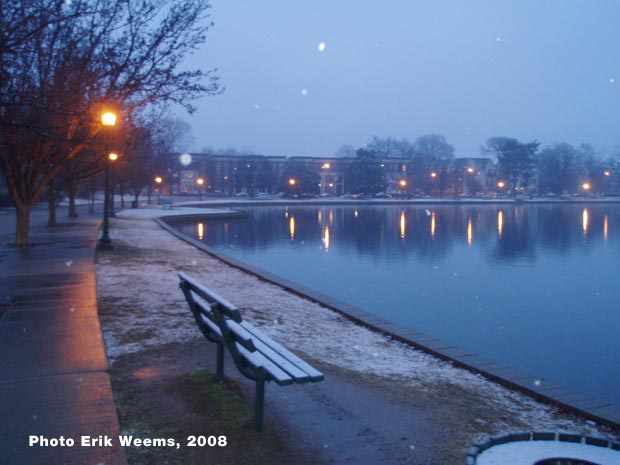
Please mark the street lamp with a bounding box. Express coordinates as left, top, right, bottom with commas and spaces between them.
288, 178, 297, 186
155, 176, 163, 204
196, 177, 205, 201
582, 182, 591, 192
98, 111, 116, 250
399, 179, 408, 195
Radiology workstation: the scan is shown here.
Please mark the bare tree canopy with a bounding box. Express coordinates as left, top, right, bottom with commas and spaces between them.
0, 0, 221, 245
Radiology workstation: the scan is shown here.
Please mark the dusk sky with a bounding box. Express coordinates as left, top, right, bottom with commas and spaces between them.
179, 1, 620, 158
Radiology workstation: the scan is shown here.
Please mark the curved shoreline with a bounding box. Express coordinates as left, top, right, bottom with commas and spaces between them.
155, 209, 620, 430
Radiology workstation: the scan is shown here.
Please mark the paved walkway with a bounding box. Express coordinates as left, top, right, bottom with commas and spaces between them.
0, 209, 127, 465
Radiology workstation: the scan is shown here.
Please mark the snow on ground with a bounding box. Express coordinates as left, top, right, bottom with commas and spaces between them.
95, 209, 620, 442
476, 441, 619, 465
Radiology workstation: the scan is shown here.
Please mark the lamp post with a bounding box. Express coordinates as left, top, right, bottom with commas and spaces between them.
98, 111, 117, 250
196, 177, 204, 201
155, 176, 163, 204
399, 179, 408, 195
582, 182, 591, 194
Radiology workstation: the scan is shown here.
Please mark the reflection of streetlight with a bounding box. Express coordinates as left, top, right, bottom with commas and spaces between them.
98, 111, 116, 250
196, 177, 204, 200
155, 176, 163, 204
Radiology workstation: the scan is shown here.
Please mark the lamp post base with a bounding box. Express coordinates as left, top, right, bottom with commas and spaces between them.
97, 236, 113, 250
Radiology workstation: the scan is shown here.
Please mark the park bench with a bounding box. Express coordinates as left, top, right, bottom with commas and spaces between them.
178, 272, 324, 431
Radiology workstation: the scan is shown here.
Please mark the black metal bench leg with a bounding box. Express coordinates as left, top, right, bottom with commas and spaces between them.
254, 379, 265, 432
214, 342, 224, 381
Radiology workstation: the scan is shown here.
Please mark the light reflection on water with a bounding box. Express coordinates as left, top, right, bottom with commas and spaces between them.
179, 204, 620, 404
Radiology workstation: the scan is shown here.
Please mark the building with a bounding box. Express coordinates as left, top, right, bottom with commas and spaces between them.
170, 152, 500, 197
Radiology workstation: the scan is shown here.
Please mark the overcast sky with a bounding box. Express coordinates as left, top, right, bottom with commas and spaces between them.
179, 0, 620, 158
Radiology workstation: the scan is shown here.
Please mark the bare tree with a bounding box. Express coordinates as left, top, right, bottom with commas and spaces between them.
0, 0, 221, 245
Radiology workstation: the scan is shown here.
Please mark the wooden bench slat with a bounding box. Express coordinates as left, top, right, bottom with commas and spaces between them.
197, 301, 311, 383
198, 314, 294, 386
240, 321, 325, 382
226, 320, 312, 383
235, 345, 294, 386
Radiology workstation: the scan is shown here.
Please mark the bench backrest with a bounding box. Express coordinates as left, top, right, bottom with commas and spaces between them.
179, 272, 242, 322
179, 272, 261, 379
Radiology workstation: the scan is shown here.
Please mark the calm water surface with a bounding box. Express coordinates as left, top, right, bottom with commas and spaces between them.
177, 204, 620, 404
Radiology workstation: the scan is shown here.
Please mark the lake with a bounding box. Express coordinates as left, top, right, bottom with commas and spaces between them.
176, 203, 620, 404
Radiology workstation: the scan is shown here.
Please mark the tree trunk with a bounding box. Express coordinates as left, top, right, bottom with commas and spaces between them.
120, 182, 126, 208
48, 194, 57, 227
68, 181, 79, 218
15, 204, 31, 246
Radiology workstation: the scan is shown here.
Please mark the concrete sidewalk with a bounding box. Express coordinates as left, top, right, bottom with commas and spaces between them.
0, 213, 127, 465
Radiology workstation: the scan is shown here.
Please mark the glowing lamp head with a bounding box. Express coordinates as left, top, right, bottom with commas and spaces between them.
101, 112, 116, 126
322, 163, 331, 170
399, 179, 407, 187
108, 152, 118, 161
582, 182, 591, 191
196, 178, 204, 186
497, 181, 505, 188
604, 171, 611, 176
430, 172, 437, 178
288, 178, 297, 186
155, 176, 162, 184
467, 167, 474, 174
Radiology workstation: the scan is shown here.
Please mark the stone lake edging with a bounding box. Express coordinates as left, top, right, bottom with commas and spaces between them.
154, 211, 620, 431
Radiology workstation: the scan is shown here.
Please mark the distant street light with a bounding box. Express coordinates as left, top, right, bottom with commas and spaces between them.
322, 163, 331, 170
497, 181, 506, 189
430, 172, 437, 179
604, 171, 611, 177
98, 111, 117, 250
399, 179, 407, 187
582, 182, 591, 192
467, 167, 475, 174
196, 177, 205, 200
155, 176, 163, 204
288, 178, 297, 186
101, 112, 117, 126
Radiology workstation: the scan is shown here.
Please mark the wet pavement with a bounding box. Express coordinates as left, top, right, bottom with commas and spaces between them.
0, 211, 127, 465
